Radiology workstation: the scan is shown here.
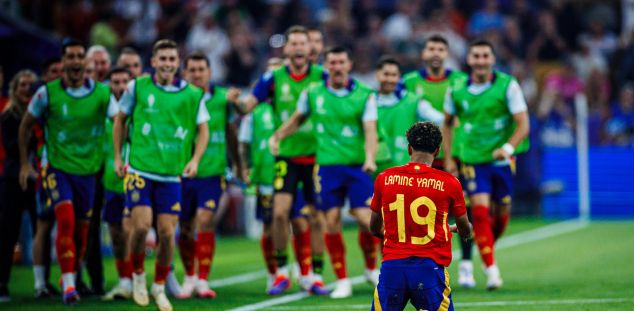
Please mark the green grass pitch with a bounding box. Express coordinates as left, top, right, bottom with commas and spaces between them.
2, 217, 633, 310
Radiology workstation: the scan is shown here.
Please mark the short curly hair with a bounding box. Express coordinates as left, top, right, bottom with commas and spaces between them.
406, 121, 443, 153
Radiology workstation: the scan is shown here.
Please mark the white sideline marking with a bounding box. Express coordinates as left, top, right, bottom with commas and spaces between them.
263, 297, 634, 310
227, 276, 366, 311
210, 270, 267, 288
229, 219, 589, 311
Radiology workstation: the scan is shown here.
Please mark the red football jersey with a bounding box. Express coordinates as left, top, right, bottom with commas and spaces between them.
371, 162, 466, 266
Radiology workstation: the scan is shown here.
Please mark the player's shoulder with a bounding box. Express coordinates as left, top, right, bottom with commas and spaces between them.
402, 70, 421, 82
431, 167, 462, 185
353, 79, 374, 93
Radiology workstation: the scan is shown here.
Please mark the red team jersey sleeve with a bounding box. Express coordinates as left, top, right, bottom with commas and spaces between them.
376, 163, 465, 266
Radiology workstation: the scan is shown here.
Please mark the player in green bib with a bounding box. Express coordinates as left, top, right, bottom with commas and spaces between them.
271, 47, 380, 299
18, 39, 110, 305
238, 26, 328, 296
238, 57, 281, 291
442, 39, 530, 291
101, 66, 135, 301
400, 34, 476, 288
113, 40, 210, 311
175, 52, 240, 299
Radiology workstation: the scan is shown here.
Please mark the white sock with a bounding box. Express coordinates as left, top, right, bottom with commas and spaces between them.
119, 277, 132, 289
277, 266, 289, 277
62, 273, 75, 292
33, 265, 46, 290
151, 283, 165, 293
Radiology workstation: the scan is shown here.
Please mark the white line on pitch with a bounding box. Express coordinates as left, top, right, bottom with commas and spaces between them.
230, 218, 589, 311
210, 270, 267, 288
227, 276, 367, 311
264, 297, 634, 310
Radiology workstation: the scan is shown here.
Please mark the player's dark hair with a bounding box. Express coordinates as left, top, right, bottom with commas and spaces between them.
152, 39, 178, 55
41, 57, 62, 73
423, 34, 449, 49
120, 47, 139, 56
61, 38, 85, 56
106, 66, 132, 80
325, 46, 351, 59
184, 52, 210, 69
284, 25, 309, 42
406, 121, 443, 153
376, 55, 400, 70
468, 38, 495, 55
307, 26, 322, 34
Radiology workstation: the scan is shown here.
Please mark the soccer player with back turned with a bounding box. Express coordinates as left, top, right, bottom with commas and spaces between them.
400, 34, 476, 288
370, 121, 473, 311
442, 39, 529, 290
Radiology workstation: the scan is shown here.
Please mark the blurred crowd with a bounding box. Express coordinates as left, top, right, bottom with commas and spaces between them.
4, 0, 634, 147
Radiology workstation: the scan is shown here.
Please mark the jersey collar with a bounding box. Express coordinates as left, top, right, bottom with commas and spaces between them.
60, 78, 92, 89
467, 71, 496, 86
419, 68, 452, 82
152, 74, 182, 87
286, 64, 311, 81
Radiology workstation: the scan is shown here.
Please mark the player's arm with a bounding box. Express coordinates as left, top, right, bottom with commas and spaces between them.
18, 86, 47, 190
362, 93, 378, 174
417, 99, 445, 125
269, 90, 309, 155
237, 114, 253, 184
370, 211, 384, 239
493, 80, 530, 160
226, 121, 241, 179
441, 87, 458, 176
448, 177, 473, 241
18, 113, 37, 191
183, 99, 211, 177
369, 174, 384, 238
452, 213, 473, 242
113, 112, 128, 178
113, 80, 136, 178
234, 72, 272, 114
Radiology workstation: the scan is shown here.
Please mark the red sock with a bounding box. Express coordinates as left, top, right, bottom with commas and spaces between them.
358, 231, 380, 270
196, 231, 215, 281
178, 235, 196, 277
493, 213, 510, 241
324, 232, 347, 279
115, 258, 133, 279
131, 252, 145, 274
260, 235, 276, 275
292, 229, 312, 276
154, 263, 171, 285
54, 202, 76, 274
472, 205, 495, 267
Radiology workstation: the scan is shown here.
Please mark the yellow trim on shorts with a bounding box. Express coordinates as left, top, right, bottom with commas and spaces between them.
373, 287, 383, 311
438, 267, 452, 311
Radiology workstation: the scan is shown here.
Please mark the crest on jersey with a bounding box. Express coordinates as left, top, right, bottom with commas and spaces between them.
461, 100, 469, 110
416, 85, 423, 96
142, 123, 151, 135
282, 83, 290, 95
341, 126, 354, 137
174, 126, 188, 140
148, 94, 155, 108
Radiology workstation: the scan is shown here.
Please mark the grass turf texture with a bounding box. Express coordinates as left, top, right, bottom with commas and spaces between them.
2, 217, 633, 310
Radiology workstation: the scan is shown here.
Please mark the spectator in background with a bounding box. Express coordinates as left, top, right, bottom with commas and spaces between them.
578, 19, 618, 60
528, 10, 568, 88
467, 0, 505, 37
382, 0, 417, 42
224, 30, 258, 88
87, 45, 112, 82
307, 27, 324, 64
0, 70, 38, 302
41, 58, 63, 83
538, 60, 583, 147
89, 11, 119, 56
117, 47, 143, 78
572, 41, 608, 83
186, 11, 231, 82
114, 0, 161, 60
84, 59, 96, 81
605, 83, 634, 146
